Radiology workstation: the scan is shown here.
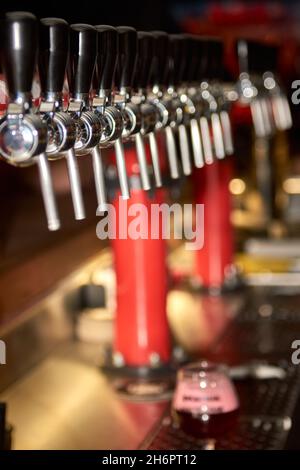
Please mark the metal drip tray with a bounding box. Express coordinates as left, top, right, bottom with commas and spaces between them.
142, 415, 291, 450
141, 366, 300, 450
235, 365, 300, 417
142, 292, 300, 450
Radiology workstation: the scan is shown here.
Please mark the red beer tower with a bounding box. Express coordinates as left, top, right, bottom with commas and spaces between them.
193, 38, 235, 291
112, 161, 170, 368
194, 160, 234, 290
109, 29, 172, 371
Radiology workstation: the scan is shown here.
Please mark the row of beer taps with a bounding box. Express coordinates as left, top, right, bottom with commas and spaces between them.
0, 12, 292, 230
237, 39, 292, 138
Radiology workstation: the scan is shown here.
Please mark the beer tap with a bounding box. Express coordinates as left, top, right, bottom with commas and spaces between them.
196, 37, 226, 161
260, 43, 292, 132
192, 36, 236, 290
93, 25, 130, 200
236, 39, 292, 223
39, 17, 85, 220
179, 34, 205, 169
0, 12, 60, 231
67, 24, 107, 212
236, 39, 274, 138
207, 38, 234, 157
168, 34, 192, 176
115, 26, 151, 191
236, 39, 292, 136
150, 31, 180, 180
132, 31, 162, 188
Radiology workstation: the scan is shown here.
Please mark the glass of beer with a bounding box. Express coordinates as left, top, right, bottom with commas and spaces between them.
172, 361, 239, 437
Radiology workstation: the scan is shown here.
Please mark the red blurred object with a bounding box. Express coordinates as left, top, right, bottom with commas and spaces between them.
111, 146, 171, 367
180, 2, 298, 81
230, 102, 252, 127
194, 158, 234, 289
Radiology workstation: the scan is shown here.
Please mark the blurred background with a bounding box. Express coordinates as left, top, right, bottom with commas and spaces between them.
1, 0, 300, 451
1, 0, 300, 313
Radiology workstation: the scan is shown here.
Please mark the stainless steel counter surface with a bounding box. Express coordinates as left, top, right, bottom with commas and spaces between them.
0, 341, 167, 450
3, 245, 296, 450
0, 247, 243, 450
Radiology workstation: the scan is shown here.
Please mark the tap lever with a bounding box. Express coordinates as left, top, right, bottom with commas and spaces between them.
94, 25, 118, 97
39, 17, 69, 103
168, 34, 184, 88
2, 11, 37, 107
115, 26, 137, 94
68, 24, 97, 104
66, 148, 85, 220
211, 112, 225, 159
148, 131, 162, 187
220, 110, 234, 155
200, 116, 214, 165
151, 31, 169, 90
37, 153, 61, 231
135, 31, 154, 91
92, 146, 107, 212
186, 34, 200, 85
115, 138, 130, 199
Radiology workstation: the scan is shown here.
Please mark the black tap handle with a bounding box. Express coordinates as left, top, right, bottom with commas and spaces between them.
195, 37, 212, 81
133, 31, 154, 90
169, 34, 186, 87
184, 35, 200, 83
236, 39, 274, 75
115, 26, 137, 90
68, 24, 97, 96
181, 35, 193, 83
179, 35, 189, 83
151, 31, 169, 88
1, 11, 37, 100
263, 44, 279, 73
94, 25, 118, 92
207, 38, 224, 80
39, 18, 69, 94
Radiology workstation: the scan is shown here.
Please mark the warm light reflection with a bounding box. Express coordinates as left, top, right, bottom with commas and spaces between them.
229, 178, 246, 195
283, 177, 300, 194
167, 290, 237, 353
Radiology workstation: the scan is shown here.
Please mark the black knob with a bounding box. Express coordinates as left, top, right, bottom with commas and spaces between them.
206, 38, 224, 80
94, 25, 118, 91
133, 31, 155, 90
151, 31, 169, 88
169, 34, 186, 87
185, 35, 200, 83
196, 38, 210, 81
1, 11, 37, 99
115, 26, 137, 90
236, 39, 277, 75
262, 43, 279, 73
39, 18, 69, 94
68, 24, 97, 96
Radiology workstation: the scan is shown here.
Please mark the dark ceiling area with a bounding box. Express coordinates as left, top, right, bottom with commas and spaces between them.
0, 0, 176, 31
